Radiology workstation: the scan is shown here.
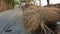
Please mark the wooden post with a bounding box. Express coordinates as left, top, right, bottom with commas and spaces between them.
39, 0, 41, 6
47, 0, 49, 6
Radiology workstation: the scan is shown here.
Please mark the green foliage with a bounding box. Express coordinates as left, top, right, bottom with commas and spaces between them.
14, 0, 20, 5
14, 0, 32, 8
14, 0, 25, 5
14, 0, 21, 7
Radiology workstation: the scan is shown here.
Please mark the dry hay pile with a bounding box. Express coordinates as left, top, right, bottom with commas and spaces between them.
23, 5, 60, 34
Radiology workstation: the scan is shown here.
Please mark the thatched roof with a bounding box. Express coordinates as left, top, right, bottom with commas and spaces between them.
38, 7, 60, 22
23, 5, 60, 33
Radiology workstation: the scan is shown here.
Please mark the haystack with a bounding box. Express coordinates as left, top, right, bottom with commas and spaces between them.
23, 5, 60, 34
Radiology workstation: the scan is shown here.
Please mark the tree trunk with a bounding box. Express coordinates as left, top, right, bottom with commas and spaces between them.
0, 0, 14, 12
